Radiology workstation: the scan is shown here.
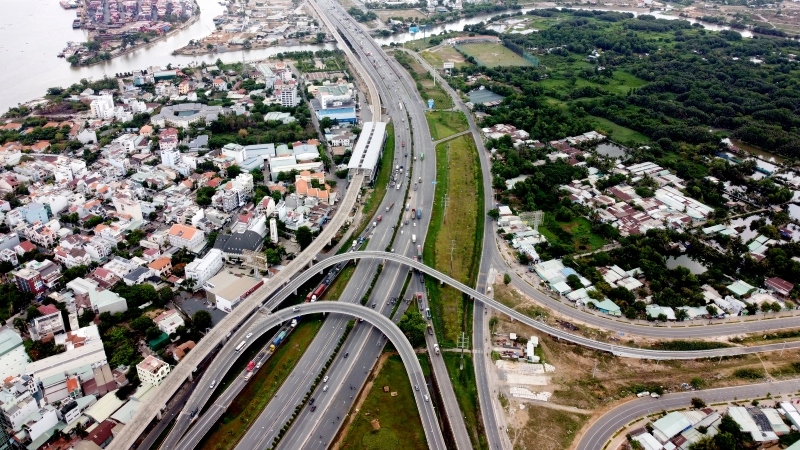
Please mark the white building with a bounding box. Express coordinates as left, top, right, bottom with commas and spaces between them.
184, 248, 224, 288
136, 355, 171, 386
112, 196, 144, 221
30, 304, 66, 340
154, 310, 185, 335
90, 95, 115, 119
204, 271, 264, 313
161, 149, 181, 168
274, 79, 299, 107
168, 224, 205, 251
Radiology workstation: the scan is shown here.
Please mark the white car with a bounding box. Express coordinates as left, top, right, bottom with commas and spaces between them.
246, 333, 253, 339
323, 376, 329, 383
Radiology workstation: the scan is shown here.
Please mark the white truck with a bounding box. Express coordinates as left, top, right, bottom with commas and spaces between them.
434, 344, 440, 355
636, 391, 650, 398
412, 234, 417, 243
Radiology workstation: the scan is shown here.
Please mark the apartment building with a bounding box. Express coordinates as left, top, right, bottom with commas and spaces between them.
136, 355, 171, 386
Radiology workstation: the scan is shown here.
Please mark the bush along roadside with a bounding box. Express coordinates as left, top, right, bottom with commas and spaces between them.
266, 320, 356, 450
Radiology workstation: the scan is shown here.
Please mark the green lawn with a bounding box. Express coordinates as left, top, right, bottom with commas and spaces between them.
199, 318, 324, 450
423, 134, 484, 345
420, 46, 471, 69
588, 115, 649, 143
458, 42, 533, 68
426, 111, 469, 140
538, 216, 606, 253
442, 353, 487, 450
340, 354, 427, 450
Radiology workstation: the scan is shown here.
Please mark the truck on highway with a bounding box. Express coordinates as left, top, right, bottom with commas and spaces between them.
434, 344, 440, 355
636, 391, 650, 398
417, 245, 422, 259
411, 208, 416, 219
412, 234, 416, 243
420, 152, 424, 160
235, 340, 246, 352
273, 330, 287, 347
386, 202, 394, 212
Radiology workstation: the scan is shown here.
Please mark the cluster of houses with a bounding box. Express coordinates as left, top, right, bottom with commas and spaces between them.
630, 403, 800, 450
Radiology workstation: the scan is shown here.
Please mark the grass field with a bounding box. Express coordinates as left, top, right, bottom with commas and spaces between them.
421, 46, 470, 69
375, 9, 426, 21
426, 111, 469, 140
199, 318, 324, 450
393, 51, 454, 109
442, 353, 487, 450
340, 354, 427, 450
509, 407, 589, 450
588, 115, 649, 143
457, 43, 533, 68
538, 216, 606, 253
423, 134, 483, 345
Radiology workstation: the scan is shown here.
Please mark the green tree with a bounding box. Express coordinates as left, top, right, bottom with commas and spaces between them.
397, 308, 427, 348
226, 165, 242, 179
675, 308, 689, 322
145, 326, 163, 341
192, 310, 213, 332
130, 316, 155, 334
691, 397, 707, 409
566, 274, 582, 290
157, 287, 174, 308
296, 226, 313, 250
503, 273, 511, 285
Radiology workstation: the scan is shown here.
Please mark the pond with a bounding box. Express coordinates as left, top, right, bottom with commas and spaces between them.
595, 143, 626, 158
729, 214, 769, 243
666, 254, 707, 275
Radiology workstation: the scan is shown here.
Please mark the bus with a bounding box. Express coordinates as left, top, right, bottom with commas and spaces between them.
235, 340, 246, 352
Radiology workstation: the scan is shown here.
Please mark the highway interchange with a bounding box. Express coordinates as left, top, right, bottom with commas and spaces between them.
112, 3, 800, 450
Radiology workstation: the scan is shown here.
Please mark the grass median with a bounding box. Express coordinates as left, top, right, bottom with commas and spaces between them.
199, 317, 324, 450
426, 111, 469, 141
340, 353, 428, 450
423, 134, 484, 345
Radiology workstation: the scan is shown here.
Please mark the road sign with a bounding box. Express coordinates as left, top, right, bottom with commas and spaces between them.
443, 62, 454, 69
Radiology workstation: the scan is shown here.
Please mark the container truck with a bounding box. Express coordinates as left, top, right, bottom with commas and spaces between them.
411, 208, 416, 219
417, 245, 422, 259
386, 202, 394, 212
273, 330, 287, 346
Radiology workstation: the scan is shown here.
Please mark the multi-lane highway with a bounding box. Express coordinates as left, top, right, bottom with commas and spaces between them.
174, 302, 447, 450
576, 378, 800, 450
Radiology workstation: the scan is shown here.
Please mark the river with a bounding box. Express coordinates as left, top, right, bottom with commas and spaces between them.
0, 1, 754, 113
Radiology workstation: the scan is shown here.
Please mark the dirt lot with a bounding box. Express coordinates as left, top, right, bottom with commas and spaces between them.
421, 45, 470, 69
489, 281, 800, 450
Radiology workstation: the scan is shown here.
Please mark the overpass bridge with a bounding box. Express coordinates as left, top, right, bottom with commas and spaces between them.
171, 302, 446, 450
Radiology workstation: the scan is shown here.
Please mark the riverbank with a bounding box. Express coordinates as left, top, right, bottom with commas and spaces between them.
71, 12, 200, 67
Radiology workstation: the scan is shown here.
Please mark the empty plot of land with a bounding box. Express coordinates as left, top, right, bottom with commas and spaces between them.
375, 9, 427, 21
421, 46, 469, 69
458, 42, 533, 68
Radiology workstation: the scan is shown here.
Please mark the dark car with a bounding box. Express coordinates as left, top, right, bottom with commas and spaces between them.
311, 405, 317, 412
344, 352, 349, 358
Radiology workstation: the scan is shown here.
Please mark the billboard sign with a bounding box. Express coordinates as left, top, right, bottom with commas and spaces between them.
443, 62, 454, 69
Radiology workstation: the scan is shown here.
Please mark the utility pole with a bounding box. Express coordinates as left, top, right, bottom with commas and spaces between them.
457, 332, 469, 371
450, 239, 456, 275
